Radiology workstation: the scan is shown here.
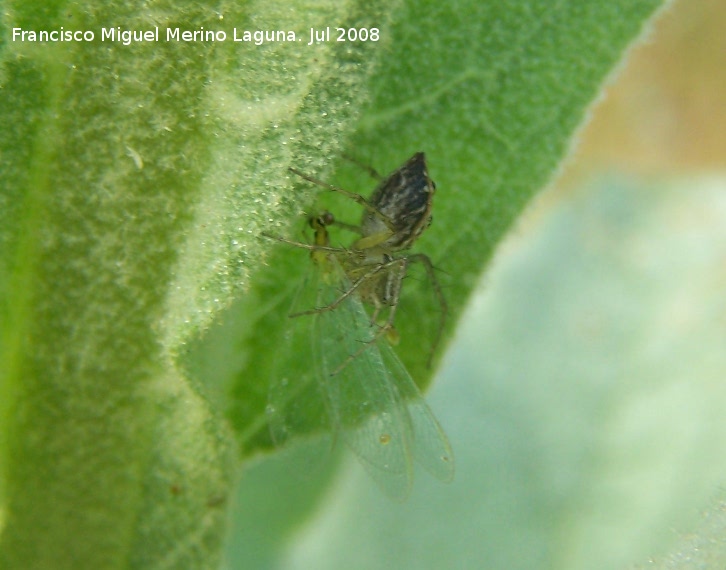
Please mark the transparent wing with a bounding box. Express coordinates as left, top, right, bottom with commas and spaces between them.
378, 341, 455, 482
313, 258, 417, 501
268, 252, 453, 500
266, 268, 330, 448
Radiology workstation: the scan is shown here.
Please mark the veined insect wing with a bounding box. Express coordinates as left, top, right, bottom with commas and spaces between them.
378, 340, 455, 483
314, 254, 416, 500
266, 263, 330, 448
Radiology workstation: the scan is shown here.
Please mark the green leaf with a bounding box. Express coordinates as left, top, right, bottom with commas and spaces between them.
0, 0, 665, 568
0, 0, 394, 567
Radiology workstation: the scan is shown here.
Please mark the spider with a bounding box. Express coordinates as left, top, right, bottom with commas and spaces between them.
266, 152, 447, 372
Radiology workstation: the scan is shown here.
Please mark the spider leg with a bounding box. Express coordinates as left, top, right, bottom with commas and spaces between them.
329, 257, 408, 376
341, 153, 383, 180
406, 253, 447, 368
288, 167, 396, 233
